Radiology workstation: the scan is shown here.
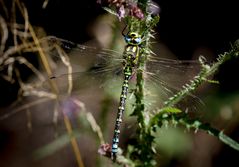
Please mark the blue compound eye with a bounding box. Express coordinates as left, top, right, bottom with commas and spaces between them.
124, 36, 131, 43
135, 37, 142, 44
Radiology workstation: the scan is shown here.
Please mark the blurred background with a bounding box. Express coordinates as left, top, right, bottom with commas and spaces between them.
0, 0, 239, 167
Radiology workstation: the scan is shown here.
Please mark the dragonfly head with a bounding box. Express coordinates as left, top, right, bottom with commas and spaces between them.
124, 32, 142, 45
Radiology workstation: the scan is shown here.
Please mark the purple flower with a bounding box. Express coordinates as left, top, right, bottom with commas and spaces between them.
118, 5, 126, 20
98, 143, 111, 157
97, 0, 145, 20
128, 4, 144, 20
61, 97, 79, 117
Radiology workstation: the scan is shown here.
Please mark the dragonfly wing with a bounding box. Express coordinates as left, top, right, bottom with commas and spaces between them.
144, 55, 205, 111
36, 35, 127, 96
39, 36, 124, 73
41, 63, 124, 95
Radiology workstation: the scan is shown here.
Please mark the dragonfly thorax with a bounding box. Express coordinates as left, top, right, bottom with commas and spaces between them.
123, 45, 139, 67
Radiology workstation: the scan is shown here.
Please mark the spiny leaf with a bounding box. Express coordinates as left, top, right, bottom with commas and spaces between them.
219, 132, 239, 151
178, 118, 239, 151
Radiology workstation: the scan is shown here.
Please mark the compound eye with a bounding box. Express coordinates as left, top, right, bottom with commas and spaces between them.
134, 37, 142, 44
124, 36, 131, 43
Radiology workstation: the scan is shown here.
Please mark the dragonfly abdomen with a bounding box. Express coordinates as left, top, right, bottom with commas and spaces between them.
111, 66, 132, 158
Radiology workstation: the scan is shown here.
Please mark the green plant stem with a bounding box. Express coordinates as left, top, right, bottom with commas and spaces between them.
126, 1, 160, 166
164, 47, 239, 108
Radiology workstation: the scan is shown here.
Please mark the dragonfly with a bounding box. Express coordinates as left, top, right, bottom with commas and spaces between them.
110, 30, 143, 159
39, 27, 203, 160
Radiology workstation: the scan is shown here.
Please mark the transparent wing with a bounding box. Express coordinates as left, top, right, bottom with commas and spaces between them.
38, 36, 124, 75
42, 70, 124, 96
143, 54, 205, 111
146, 55, 202, 90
